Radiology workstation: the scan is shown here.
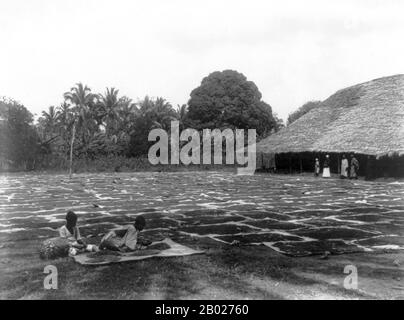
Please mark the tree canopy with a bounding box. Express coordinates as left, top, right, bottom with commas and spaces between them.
185, 70, 279, 136
0, 98, 39, 169
128, 96, 177, 157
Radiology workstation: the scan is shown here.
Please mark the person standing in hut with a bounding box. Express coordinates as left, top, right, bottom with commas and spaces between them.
340, 154, 349, 179
314, 158, 320, 177
350, 155, 359, 179
322, 155, 331, 178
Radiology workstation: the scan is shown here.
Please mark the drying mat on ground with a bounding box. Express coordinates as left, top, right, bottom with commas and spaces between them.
263, 240, 367, 257
73, 238, 204, 265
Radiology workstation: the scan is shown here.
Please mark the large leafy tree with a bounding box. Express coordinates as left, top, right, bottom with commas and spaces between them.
0, 98, 39, 169
185, 70, 277, 136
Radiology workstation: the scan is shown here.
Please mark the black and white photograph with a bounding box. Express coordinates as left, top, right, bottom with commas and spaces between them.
0, 0, 403, 303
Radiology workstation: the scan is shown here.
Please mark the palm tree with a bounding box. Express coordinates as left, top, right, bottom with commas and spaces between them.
154, 97, 178, 131
116, 96, 138, 142
41, 106, 60, 139
64, 83, 98, 129
99, 87, 121, 136
118, 96, 138, 123
138, 95, 154, 114
56, 102, 74, 154
138, 96, 177, 131
57, 102, 73, 129
176, 104, 188, 130
63, 83, 98, 177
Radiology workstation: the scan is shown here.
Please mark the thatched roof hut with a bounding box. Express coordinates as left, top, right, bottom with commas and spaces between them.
257, 74, 404, 158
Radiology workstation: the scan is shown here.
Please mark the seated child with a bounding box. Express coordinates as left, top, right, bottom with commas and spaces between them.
100, 215, 146, 252
59, 210, 98, 255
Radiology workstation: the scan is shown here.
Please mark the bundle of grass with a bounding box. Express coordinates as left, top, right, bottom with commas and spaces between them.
39, 237, 70, 260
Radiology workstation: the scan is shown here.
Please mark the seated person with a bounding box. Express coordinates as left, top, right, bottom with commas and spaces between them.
100, 215, 146, 252
59, 210, 98, 254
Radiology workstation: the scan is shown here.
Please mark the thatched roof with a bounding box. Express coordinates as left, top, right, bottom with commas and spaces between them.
256, 74, 404, 157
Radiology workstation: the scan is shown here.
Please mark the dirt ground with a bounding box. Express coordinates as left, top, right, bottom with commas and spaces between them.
0, 171, 403, 299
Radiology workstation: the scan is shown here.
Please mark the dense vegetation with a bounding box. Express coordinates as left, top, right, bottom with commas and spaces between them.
287, 100, 322, 125
0, 97, 40, 170
0, 70, 283, 172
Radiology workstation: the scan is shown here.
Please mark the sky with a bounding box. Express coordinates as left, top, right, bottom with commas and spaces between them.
1, 0, 404, 121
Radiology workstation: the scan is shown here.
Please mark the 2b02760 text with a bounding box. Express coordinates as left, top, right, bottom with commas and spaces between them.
199, 304, 248, 315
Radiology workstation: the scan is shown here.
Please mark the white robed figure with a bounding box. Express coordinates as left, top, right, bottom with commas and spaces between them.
340, 154, 349, 178
322, 154, 331, 178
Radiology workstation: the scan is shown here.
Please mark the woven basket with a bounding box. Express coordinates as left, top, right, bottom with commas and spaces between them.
39, 237, 71, 260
